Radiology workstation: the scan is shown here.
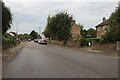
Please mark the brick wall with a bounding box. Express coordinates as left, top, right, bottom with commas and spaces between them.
50, 40, 81, 47
91, 43, 117, 51
71, 23, 81, 38
50, 40, 64, 46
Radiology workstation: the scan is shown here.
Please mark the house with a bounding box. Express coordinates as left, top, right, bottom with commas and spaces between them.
95, 17, 110, 38
71, 22, 81, 40
9, 31, 17, 37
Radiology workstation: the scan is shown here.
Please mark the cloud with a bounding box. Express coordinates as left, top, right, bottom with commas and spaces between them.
3, 0, 118, 33
4, 0, 119, 2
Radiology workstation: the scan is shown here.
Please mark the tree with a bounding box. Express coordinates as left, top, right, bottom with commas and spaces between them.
1, 1, 12, 34
18, 33, 31, 40
87, 28, 96, 38
30, 30, 38, 39
78, 24, 87, 38
104, 2, 120, 42
44, 11, 74, 44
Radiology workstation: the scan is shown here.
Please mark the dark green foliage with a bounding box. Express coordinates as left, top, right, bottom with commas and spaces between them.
78, 24, 87, 38
18, 33, 31, 41
103, 2, 120, 42
2, 33, 16, 49
1, 1, 12, 34
44, 12, 74, 43
30, 30, 38, 39
80, 38, 89, 47
87, 28, 96, 38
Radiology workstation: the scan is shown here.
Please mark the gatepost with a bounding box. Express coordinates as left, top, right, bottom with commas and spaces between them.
117, 41, 120, 52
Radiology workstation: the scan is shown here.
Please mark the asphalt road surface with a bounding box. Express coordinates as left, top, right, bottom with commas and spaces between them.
3, 42, 118, 78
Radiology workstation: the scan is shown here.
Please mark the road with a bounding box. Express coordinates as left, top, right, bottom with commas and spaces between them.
3, 42, 118, 78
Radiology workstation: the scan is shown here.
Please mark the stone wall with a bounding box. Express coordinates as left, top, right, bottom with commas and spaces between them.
91, 43, 117, 51
50, 40, 64, 46
50, 40, 80, 47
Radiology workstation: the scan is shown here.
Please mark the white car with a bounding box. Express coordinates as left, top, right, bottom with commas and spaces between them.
38, 39, 47, 45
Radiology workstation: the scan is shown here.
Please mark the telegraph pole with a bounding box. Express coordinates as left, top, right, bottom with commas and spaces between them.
39, 27, 41, 36
16, 22, 18, 36
16, 22, 19, 44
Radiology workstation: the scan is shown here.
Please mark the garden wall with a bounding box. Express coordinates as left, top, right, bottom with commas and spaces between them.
91, 43, 117, 51
50, 40, 80, 47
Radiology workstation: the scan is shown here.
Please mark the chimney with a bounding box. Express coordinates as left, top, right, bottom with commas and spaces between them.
102, 17, 106, 22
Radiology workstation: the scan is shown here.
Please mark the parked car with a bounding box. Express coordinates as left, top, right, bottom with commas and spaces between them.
28, 39, 31, 42
34, 39, 39, 43
38, 39, 47, 45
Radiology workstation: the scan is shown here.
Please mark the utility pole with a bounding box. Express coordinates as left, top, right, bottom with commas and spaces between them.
39, 27, 41, 36
16, 22, 19, 44
16, 22, 18, 36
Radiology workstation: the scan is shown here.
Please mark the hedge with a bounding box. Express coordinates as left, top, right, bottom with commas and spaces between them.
2, 34, 16, 49
80, 38, 89, 47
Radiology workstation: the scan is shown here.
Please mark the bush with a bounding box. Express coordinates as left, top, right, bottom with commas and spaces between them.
80, 38, 89, 47
2, 33, 16, 49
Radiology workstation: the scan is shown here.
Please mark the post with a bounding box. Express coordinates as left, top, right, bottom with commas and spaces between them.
16, 22, 19, 44
117, 41, 120, 52
39, 27, 41, 36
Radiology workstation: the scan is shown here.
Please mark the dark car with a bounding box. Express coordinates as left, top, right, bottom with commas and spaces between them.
34, 39, 39, 43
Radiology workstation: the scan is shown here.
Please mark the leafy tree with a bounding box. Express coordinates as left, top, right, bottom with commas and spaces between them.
30, 30, 38, 39
18, 33, 31, 40
1, 1, 12, 34
78, 24, 87, 38
87, 28, 96, 38
44, 12, 74, 44
44, 15, 51, 38
23, 33, 31, 39
104, 2, 120, 42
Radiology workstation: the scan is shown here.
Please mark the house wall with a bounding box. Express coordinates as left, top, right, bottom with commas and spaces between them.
71, 23, 81, 39
96, 25, 108, 38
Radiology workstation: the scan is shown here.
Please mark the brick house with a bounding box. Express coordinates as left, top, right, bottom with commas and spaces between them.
95, 17, 110, 38
71, 22, 81, 40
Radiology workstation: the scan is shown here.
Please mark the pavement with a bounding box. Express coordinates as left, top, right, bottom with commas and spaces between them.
2, 42, 27, 61
0, 53, 2, 79
3, 41, 119, 78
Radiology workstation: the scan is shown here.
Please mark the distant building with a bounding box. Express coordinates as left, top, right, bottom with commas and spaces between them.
95, 17, 110, 38
71, 22, 81, 40
9, 31, 17, 37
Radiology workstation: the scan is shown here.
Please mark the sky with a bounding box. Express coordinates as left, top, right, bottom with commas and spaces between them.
4, 0, 119, 34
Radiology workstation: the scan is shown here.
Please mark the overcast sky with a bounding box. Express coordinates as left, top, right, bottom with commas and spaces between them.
4, 0, 118, 34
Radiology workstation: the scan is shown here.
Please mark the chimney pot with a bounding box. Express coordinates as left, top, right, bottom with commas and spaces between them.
102, 17, 106, 22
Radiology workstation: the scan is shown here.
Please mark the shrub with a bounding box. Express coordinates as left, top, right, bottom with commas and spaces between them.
2, 33, 16, 49
80, 38, 89, 47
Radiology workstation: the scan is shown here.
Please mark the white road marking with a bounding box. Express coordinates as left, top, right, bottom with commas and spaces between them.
87, 50, 102, 53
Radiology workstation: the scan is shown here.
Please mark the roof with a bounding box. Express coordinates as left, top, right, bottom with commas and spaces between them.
95, 19, 110, 28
